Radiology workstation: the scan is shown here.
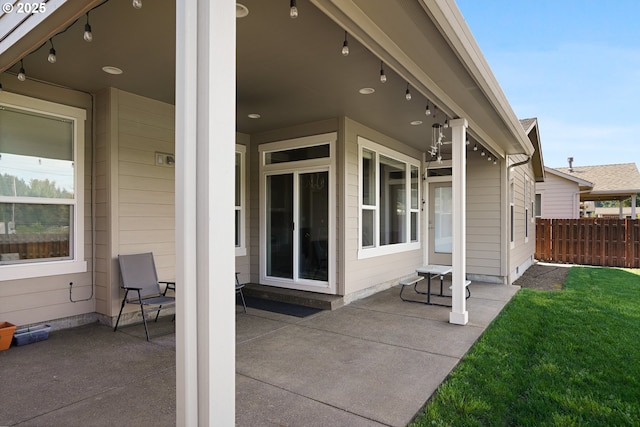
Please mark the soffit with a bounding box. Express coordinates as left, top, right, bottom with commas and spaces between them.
1, 0, 532, 160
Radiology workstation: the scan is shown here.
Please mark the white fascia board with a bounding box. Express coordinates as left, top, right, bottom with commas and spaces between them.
544, 167, 594, 187
421, 0, 535, 156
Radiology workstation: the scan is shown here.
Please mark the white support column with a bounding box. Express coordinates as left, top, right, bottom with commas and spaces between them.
632, 195, 637, 218
175, 1, 236, 426
449, 118, 468, 325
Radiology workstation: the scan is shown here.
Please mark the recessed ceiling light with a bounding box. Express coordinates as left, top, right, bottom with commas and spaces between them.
102, 66, 123, 75
359, 87, 375, 95
410, 120, 423, 126
236, 3, 249, 18
248, 113, 261, 119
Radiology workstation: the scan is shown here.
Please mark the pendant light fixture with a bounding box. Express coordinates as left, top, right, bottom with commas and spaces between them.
405, 82, 412, 101
341, 31, 349, 56
379, 61, 387, 83
425, 103, 431, 116
290, 0, 298, 18
84, 13, 93, 42
47, 39, 57, 63
17, 60, 26, 81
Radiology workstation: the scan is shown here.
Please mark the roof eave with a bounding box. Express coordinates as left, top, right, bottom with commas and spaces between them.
422, 0, 535, 157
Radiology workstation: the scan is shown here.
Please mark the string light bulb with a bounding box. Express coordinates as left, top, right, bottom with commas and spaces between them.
47, 39, 57, 63
405, 83, 412, 101
379, 61, 387, 83
443, 119, 449, 128
132, 0, 142, 9
290, 0, 298, 18
341, 31, 349, 56
473, 143, 478, 151
17, 60, 26, 81
425, 103, 431, 115
84, 13, 93, 42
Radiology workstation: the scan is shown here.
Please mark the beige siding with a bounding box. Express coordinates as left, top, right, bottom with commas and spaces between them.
535, 173, 580, 219
112, 89, 176, 317
508, 155, 536, 281
343, 117, 423, 297
0, 79, 94, 328
466, 154, 503, 278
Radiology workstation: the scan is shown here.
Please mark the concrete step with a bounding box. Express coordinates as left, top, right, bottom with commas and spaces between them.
242, 283, 344, 311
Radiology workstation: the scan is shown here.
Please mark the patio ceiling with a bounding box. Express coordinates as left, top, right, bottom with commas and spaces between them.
0, 0, 531, 158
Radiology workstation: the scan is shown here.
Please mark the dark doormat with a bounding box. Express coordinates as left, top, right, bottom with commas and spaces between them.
242, 296, 323, 318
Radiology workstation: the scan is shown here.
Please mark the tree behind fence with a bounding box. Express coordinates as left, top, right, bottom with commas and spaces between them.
535, 218, 640, 268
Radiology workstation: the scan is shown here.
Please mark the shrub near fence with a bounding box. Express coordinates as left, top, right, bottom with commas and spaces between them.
536, 218, 640, 268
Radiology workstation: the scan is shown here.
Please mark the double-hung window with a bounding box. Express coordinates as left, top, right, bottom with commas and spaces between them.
0, 93, 86, 280
359, 137, 420, 258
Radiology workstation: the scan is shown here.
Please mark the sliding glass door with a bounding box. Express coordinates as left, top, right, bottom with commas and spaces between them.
266, 170, 329, 284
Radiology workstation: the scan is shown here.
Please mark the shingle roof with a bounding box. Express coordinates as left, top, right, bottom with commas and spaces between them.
554, 163, 640, 199
519, 118, 537, 134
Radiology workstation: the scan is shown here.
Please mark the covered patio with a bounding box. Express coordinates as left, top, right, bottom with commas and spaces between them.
0, 0, 539, 423
0, 281, 518, 426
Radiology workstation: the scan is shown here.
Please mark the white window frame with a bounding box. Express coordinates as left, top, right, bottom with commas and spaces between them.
235, 144, 246, 256
0, 92, 86, 280
358, 137, 420, 259
258, 133, 336, 294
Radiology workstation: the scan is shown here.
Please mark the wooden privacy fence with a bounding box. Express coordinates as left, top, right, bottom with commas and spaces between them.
535, 218, 640, 268
0, 234, 70, 261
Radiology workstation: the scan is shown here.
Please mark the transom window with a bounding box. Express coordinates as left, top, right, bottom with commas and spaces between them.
358, 137, 420, 258
0, 93, 86, 280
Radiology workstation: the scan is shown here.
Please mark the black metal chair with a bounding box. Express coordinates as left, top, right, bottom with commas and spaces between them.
236, 272, 247, 313
114, 252, 175, 341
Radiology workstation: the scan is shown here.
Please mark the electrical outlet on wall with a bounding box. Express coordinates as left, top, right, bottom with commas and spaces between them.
155, 151, 175, 167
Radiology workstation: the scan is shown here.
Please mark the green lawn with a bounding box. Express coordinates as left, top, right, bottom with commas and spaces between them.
411, 267, 640, 426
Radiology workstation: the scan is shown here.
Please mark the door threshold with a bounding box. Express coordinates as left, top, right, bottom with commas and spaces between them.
243, 283, 344, 310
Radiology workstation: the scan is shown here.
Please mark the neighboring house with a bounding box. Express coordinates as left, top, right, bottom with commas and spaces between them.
0, 0, 544, 421
536, 167, 594, 218
538, 163, 640, 218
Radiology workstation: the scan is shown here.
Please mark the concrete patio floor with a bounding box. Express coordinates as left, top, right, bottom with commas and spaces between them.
0, 281, 519, 426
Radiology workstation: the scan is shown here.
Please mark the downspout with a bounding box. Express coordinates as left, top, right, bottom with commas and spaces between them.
508, 155, 531, 171
505, 154, 531, 284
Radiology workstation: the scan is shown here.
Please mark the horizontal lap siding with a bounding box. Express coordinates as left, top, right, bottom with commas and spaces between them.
466, 155, 502, 277
536, 173, 579, 218
508, 156, 536, 278
116, 90, 175, 284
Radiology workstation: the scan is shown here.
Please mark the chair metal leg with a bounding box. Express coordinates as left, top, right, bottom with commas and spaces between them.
139, 300, 151, 342
236, 272, 247, 313
238, 287, 247, 313
114, 290, 129, 332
